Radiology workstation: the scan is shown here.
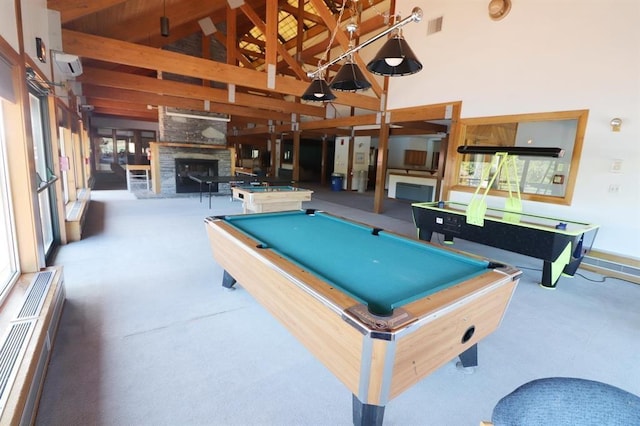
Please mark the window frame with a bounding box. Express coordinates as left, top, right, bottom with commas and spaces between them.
448, 109, 589, 205
0, 98, 20, 301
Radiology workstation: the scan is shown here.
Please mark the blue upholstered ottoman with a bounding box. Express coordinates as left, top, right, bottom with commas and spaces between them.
491, 377, 640, 426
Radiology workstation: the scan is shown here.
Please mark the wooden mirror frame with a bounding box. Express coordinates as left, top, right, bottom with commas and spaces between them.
445, 109, 589, 205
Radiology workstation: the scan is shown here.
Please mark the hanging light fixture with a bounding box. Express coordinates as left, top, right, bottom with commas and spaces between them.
303, 7, 423, 100
330, 59, 372, 91
160, 0, 170, 37
366, 26, 423, 76
330, 23, 371, 91
301, 71, 337, 101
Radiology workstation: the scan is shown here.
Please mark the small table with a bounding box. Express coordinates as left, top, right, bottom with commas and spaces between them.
125, 164, 151, 191
412, 201, 599, 288
205, 210, 521, 425
232, 185, 313, 214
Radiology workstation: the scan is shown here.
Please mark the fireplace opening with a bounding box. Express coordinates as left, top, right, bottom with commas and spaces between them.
175, 159, 218, 193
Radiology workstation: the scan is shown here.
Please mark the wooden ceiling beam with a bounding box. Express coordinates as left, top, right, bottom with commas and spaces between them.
77, 67, 325, 118
280, 3, 325, 26
300, 113, 379, 131
48, 0, 128, 24
90, 106, 158, 121
390, 124, 447, 135
88, 97, 146, 110
239, 111, 382, 136
238, 2, 307, 80
226, 4, 238, 66
236, 122, 352, 137
394, 121, 449, 133
62, 29, 380, 111
265, 0, 278, 75
390, 103, 460, 123
83, 84, 291, 123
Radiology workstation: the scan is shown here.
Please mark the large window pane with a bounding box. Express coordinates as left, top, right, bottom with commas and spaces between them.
59, 126, 69, 204
96, 136, 114, 171
29, 93, 55, 253
453, 110, 588, 205
0, 101, 19, 296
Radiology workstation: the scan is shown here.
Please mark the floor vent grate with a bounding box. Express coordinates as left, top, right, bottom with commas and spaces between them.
17, 271, 54, 320
0, 321, 34, 410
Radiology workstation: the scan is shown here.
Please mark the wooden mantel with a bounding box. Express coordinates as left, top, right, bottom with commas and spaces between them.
148, 142, 236, 194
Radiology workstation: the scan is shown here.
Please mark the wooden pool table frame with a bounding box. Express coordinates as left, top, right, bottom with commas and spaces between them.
231, 186, 313, 214
205, 214, 520, 425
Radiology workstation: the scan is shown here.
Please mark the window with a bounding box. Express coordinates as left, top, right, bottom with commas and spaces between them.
29, 92, 56, 254
0, 101, 19, 297
452, 110, 588, 205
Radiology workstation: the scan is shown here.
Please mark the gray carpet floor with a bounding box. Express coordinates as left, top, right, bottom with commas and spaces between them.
36, 188, 640, 425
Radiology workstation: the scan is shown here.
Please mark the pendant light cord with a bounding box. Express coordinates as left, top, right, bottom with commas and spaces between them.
316, 0, 348, 73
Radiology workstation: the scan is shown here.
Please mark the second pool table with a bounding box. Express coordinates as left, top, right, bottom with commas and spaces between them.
231, 185, 313, 214
205, 210, 521, 425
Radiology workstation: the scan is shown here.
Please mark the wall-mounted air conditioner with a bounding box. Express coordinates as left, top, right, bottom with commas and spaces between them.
53, 52, 83, 77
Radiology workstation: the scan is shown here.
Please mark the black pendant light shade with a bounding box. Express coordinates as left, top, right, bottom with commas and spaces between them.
330, 61, 372, 92
366, 34, 422, 76
160, 16, 170, 37
301, 77, 336, 102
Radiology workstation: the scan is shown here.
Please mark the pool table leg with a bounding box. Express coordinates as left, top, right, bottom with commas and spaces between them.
352, 394, 384, 426
458, 343, 478, 368
541, 242, 573, 288
417, 228, 433, 242
222, 270, 236, 289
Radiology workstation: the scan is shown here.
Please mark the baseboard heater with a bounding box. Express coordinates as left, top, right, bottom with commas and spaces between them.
0, 268, 66, 425
581, 253, 640, 284
396, 182, 434, 202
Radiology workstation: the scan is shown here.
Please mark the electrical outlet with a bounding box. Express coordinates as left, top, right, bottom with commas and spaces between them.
610, 159, 623, 173
608, 184, 621, 193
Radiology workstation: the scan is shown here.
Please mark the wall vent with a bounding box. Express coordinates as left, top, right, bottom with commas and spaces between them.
0, 322, 35, 411
17, 270, 54, 320
427, 16, 443, 35
0, 269, 64, 422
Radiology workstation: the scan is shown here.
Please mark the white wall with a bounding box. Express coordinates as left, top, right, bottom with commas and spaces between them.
21, 0, 53, 81
373, 135, 442, 169
389, 0, 640, 258
0, 0, 19, 53
334, 136, 371, 190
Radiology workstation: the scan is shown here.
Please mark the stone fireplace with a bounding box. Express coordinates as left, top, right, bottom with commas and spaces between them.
175, 158, 219, 193
145, 33, 232, 196
149, 142, 233, 195
151, 93, 232, 196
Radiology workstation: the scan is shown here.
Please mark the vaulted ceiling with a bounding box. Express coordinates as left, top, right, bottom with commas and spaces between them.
47, 0, 401, 136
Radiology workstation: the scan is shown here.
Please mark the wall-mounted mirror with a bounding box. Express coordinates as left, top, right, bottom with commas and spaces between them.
450, 109, 588, 205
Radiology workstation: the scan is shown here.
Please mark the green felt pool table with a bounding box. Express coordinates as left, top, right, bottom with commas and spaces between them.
205, 210, 521, 425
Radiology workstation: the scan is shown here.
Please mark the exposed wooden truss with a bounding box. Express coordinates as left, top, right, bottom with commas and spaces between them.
50, 0, 395, 131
